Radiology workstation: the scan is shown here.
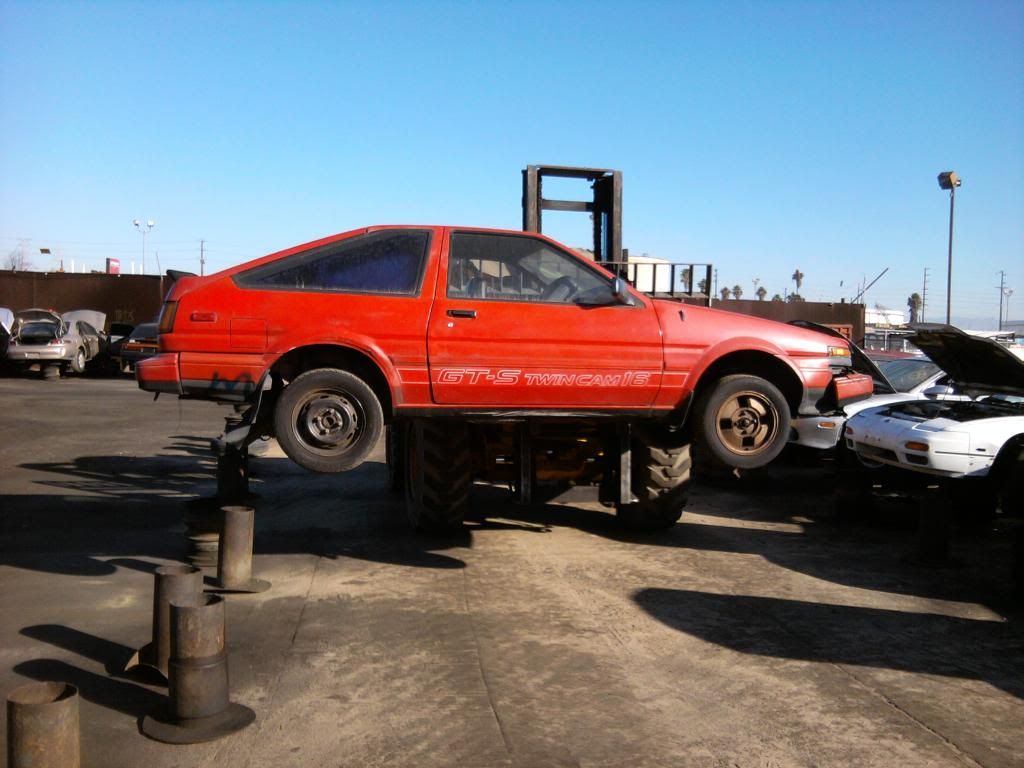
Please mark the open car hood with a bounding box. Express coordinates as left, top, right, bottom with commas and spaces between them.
61, 309, 106, 330
788, 319, 895, 393
0, 308, 12, 334
909, 324, 1024, 397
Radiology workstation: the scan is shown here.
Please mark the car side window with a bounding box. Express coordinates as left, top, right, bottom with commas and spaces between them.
448, 232, 611, 304
235, 230, 431, 295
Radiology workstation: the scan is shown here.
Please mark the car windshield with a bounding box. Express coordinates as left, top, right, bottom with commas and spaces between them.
876, 358, 941, 392
17, 321, 60, 342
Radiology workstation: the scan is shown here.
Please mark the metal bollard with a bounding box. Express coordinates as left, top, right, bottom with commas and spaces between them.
141, 594, 255, 743
127, 564, 204, 680
7, 682, 80, 768
212, 506, 270, 593
184, 502, 221, 568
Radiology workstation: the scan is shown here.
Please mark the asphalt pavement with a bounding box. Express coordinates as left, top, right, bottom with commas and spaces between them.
0, 375, 1021, 768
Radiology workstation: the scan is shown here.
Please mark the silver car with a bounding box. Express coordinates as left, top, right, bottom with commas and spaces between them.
7, 309, 106, 377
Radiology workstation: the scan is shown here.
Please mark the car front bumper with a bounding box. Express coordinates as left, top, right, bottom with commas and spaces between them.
844, 420, 992, 478
790, 415, 846, 450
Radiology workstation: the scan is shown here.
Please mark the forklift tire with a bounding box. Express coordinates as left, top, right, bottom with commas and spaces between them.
405, 419, 471, 533
386, 422, 406, 493
617, 436, 691, 531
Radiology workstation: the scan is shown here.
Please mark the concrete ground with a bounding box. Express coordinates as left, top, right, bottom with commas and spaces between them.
0, 376, 1021, 768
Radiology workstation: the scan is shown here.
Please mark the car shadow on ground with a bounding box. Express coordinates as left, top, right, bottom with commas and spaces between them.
465, 477, 1022, 613
633, 587, 1024, 700
3, 442, 470, 577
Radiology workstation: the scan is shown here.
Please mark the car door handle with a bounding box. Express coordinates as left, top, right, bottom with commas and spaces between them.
447, 309, 477, 319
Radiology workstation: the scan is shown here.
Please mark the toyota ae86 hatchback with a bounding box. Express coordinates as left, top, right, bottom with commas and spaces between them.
137, 225, 872, 531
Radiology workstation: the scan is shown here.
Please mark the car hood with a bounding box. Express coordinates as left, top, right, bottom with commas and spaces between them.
909, 324, 1024, 397
61, 310, 106, 330
788, 319, 894, 392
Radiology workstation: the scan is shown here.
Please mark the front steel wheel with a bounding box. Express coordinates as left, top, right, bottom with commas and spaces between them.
695, 374, 790, 470
273, 368, 383, 473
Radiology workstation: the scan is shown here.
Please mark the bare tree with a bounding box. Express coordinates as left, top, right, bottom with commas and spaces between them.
756, 286, 767, 301
731, 284, 743, 300
5, 242, 31, 271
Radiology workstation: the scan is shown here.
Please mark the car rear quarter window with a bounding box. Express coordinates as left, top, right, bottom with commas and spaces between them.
235, 230, 431, 295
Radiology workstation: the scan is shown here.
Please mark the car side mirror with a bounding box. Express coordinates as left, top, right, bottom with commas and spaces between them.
612, 277, 633, 305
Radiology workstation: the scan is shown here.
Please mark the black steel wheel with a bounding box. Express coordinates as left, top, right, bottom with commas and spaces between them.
404, 419, 471, 533
273, 368, 383, 473
694, 374, 790, 470
617, 432, 691, 531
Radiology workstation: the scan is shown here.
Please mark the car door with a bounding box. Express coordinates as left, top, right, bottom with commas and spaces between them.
427, 230, 664, 408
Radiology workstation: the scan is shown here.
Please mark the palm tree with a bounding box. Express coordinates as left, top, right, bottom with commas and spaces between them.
756, 286, 767, 301
771, 293, 784, 302
907, 292, 922, 323
697, 277, 709, 296
791, 269, 804, 295
731, 285, 743, 300
719, 286, 731, 301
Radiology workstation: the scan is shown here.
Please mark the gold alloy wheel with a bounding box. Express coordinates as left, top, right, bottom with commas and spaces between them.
714, 389, 781, 457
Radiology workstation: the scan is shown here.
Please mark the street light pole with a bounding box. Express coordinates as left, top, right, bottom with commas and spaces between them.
937, 172, 961, 325
133, 218, 155, 274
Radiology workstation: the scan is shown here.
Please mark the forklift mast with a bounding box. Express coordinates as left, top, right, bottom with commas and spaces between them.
522, 164, 711, 305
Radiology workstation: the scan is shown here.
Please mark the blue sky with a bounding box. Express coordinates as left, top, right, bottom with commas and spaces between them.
2, 1, 1021, 327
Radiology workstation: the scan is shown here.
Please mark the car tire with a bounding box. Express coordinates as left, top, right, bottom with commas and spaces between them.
273, 368, 383, 474
694, 374, 791, 470
70, 348, 86, 374
404, 419, 471, 533
617, 430, 690, 530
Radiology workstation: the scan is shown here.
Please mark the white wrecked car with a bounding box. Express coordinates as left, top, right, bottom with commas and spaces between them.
845, 325, 1024, 513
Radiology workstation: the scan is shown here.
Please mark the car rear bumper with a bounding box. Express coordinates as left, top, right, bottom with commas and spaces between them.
137, 351, 262, 401
7, 347, 71, 362
136, 353, 183, 394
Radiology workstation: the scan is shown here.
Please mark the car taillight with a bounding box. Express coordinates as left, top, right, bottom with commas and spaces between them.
158, 301, 178, 334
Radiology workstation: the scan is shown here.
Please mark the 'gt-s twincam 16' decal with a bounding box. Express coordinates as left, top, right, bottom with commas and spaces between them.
435, 368, 656, 387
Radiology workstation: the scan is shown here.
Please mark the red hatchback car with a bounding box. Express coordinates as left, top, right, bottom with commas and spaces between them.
139, 225, 871, 530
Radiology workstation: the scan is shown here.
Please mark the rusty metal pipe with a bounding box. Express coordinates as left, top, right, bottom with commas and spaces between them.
214, 505, 270, 593
127, 564, 203, 679
169, 594, 229, 720
142, 593, 255, 743
7, 682, 80, 768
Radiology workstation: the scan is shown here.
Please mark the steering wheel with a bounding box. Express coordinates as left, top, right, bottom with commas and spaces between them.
540, 275, 578, 302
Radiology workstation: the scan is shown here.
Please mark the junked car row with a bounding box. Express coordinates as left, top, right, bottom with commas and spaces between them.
0, 307, 160, 378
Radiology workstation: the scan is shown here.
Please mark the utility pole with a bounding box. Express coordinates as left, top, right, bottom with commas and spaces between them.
998, 271, 1006, 330
200, 240, 206, 276
713, 268, 718, 298
922, 267, 930, 322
